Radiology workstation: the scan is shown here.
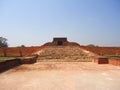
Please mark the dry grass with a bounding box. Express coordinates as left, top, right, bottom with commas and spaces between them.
0, 57, 15, 61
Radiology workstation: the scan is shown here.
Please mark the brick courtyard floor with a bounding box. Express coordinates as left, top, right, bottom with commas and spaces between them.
0, 62, 120, 90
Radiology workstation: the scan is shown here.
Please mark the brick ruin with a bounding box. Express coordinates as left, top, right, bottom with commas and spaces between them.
52, 37, 68, 45
36, 37, 96, 62
0, 37, 120, 57
0, 37, 120, 72
43, 37, 80, 46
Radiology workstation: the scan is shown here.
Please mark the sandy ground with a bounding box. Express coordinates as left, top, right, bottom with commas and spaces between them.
0, 62, 120, 90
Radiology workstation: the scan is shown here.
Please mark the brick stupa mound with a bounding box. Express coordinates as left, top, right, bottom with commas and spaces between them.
35, 37, 96, 62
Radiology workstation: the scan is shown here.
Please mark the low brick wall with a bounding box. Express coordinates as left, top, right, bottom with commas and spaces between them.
19, 55, 38, 64
94, 57, 109, 64
94, 57, 120, 66
0, 59, 21, 72
109, 58, 120, 66
0, 55, 38, 73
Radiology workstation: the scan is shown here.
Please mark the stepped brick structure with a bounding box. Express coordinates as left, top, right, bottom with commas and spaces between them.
35, 37, 96, 62
37, 46, 95, 62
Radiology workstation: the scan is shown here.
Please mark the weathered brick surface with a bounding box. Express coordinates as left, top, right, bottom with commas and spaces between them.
0, 46, 41, 57
80, 46, 120, 56
94, 57, 109, 64
37, 46, 95, 62
0, 55, 38, 72
0, 48, 4, 56
109, 58, 120, 66
94, 57, 120, 66
0, 59, 21, 72
20, 55, 38, 64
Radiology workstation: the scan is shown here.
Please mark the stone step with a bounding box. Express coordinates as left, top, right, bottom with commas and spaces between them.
36, 46, 95, 62
38, 56, 92, 59
37, 59, 93, 62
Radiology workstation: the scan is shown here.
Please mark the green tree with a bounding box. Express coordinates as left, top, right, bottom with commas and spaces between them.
21, 45, 25, 47
0, 37, 8, 47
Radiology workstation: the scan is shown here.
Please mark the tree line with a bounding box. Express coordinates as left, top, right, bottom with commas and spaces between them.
0, 37, 8, 47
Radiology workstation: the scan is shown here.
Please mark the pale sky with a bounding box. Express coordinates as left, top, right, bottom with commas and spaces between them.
0, 0, 120, 47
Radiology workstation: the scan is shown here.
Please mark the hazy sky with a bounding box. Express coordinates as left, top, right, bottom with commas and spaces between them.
0, 0, 120, 47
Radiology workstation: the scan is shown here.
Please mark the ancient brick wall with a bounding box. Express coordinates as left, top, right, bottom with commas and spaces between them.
0, 46, 41, 57
0, 59, 21, 72
80, 46, 120, 56
94, 57, 109, 64
109, 58, 120, 66
0, 55, 38, 72
1, 44, 120, 57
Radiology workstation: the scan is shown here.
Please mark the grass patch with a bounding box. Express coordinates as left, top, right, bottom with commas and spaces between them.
0, 57, 15, 61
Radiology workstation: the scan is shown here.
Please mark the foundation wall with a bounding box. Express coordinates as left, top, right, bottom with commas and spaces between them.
0, 55, 38, 73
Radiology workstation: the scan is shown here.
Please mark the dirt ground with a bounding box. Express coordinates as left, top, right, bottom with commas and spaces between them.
0, 61, 120, 90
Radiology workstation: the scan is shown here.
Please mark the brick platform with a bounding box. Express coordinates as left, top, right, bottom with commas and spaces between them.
0, 55, 38, 72
94, 57, 109, 64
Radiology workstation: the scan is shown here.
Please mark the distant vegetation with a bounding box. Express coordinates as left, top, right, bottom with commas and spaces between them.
0, 37, 8, 47
87, 44, 98, 47
21, 45, 26, 47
